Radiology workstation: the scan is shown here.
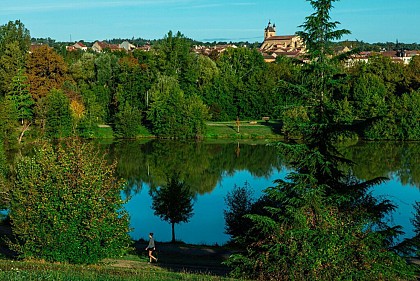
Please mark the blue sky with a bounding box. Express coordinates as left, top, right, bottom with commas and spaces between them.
2, 0, 419, 43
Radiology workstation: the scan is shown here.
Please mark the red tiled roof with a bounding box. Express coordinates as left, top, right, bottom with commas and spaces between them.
266, 35, 296, 40
96, 41, 109, 49
108, 44, 120, 50
380, 51, 397, 57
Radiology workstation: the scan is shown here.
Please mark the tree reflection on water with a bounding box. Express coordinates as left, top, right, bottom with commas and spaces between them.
101, 139, 420, 244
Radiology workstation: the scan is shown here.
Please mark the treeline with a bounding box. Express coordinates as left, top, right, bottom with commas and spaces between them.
339, 40, 420, 52
0, 20, 420, 147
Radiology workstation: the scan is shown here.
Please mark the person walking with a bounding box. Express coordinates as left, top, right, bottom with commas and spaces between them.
145, 232, 158, 263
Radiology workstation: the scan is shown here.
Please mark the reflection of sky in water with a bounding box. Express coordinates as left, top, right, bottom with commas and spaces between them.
125, 169, 287, 245
371, 175, 420, 240
125, 169, 420, 245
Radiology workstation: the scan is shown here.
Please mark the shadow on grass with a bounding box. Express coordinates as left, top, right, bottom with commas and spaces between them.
227, 125, 239, 133
262, 120, 283, 135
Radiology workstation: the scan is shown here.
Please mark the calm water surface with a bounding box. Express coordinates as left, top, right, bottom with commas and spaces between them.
109, 140, 420, 245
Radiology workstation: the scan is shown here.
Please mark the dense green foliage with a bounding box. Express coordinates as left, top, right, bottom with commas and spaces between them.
0, 140, 9, 210
226, 140, 416, 280
0, 20, 30, 96
0, 97, 18, 146
9, 140, 131, 264
147, 76, 209, 138
6, 69, 34, 143
44, 89, 73, 138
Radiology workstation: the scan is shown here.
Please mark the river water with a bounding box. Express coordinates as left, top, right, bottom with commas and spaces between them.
106, 140, 420, 245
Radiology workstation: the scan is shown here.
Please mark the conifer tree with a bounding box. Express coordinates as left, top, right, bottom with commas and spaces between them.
225, 1, 416, 280
297, 0, 350, 124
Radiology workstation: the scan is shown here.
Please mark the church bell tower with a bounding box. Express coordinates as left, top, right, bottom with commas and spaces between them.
264, 21, 276, 39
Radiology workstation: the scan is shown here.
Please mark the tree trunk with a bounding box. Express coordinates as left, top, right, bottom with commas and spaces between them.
18, 120, 31, 144
171, 222, 176, 243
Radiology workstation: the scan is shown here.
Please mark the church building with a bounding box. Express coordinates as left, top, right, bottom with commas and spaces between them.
260, 21, 305, 62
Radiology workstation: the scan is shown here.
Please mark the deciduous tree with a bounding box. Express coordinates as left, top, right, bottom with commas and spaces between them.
6, 69, 34, 143
0, 97, 18, 147
9, 140, 131, 264
147, 75, 209, 138
224, 182, 254, 241
44, 89, 72, 138
26, 45, 68, 101
151, 174, 194, 243
0, 20, 30, 95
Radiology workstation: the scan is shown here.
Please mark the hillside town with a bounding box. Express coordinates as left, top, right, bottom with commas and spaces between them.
54, 21, 420, 65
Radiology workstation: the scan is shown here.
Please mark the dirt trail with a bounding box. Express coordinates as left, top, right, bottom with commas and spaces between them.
134, 240, 234, 276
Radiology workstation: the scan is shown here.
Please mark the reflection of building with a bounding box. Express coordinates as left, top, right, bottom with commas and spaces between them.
260, 21, 306, 62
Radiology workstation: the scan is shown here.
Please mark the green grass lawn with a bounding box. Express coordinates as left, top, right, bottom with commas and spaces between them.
0, 234, 240, 281
100, 120, 284, 140
0, 256, 240, 281
205, 120, 283, 140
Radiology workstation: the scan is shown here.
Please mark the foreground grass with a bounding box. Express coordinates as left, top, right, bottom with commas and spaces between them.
0, 256, 239, 281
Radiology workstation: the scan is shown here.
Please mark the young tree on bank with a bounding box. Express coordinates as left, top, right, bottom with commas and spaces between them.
151, 174, 194, 243
9, 140, 131, 264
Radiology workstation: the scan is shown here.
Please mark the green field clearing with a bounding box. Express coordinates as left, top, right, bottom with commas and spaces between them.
205, 120, 283, 139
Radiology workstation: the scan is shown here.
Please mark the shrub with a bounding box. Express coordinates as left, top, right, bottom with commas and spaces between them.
9, 140, 131, 264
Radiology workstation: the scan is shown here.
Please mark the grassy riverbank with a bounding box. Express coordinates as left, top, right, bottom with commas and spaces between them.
0, 244, 238, 281
94, 120, 284, 140
0, 257, 235, 281
205, 120, 283, 139
0, 223, 239, 281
